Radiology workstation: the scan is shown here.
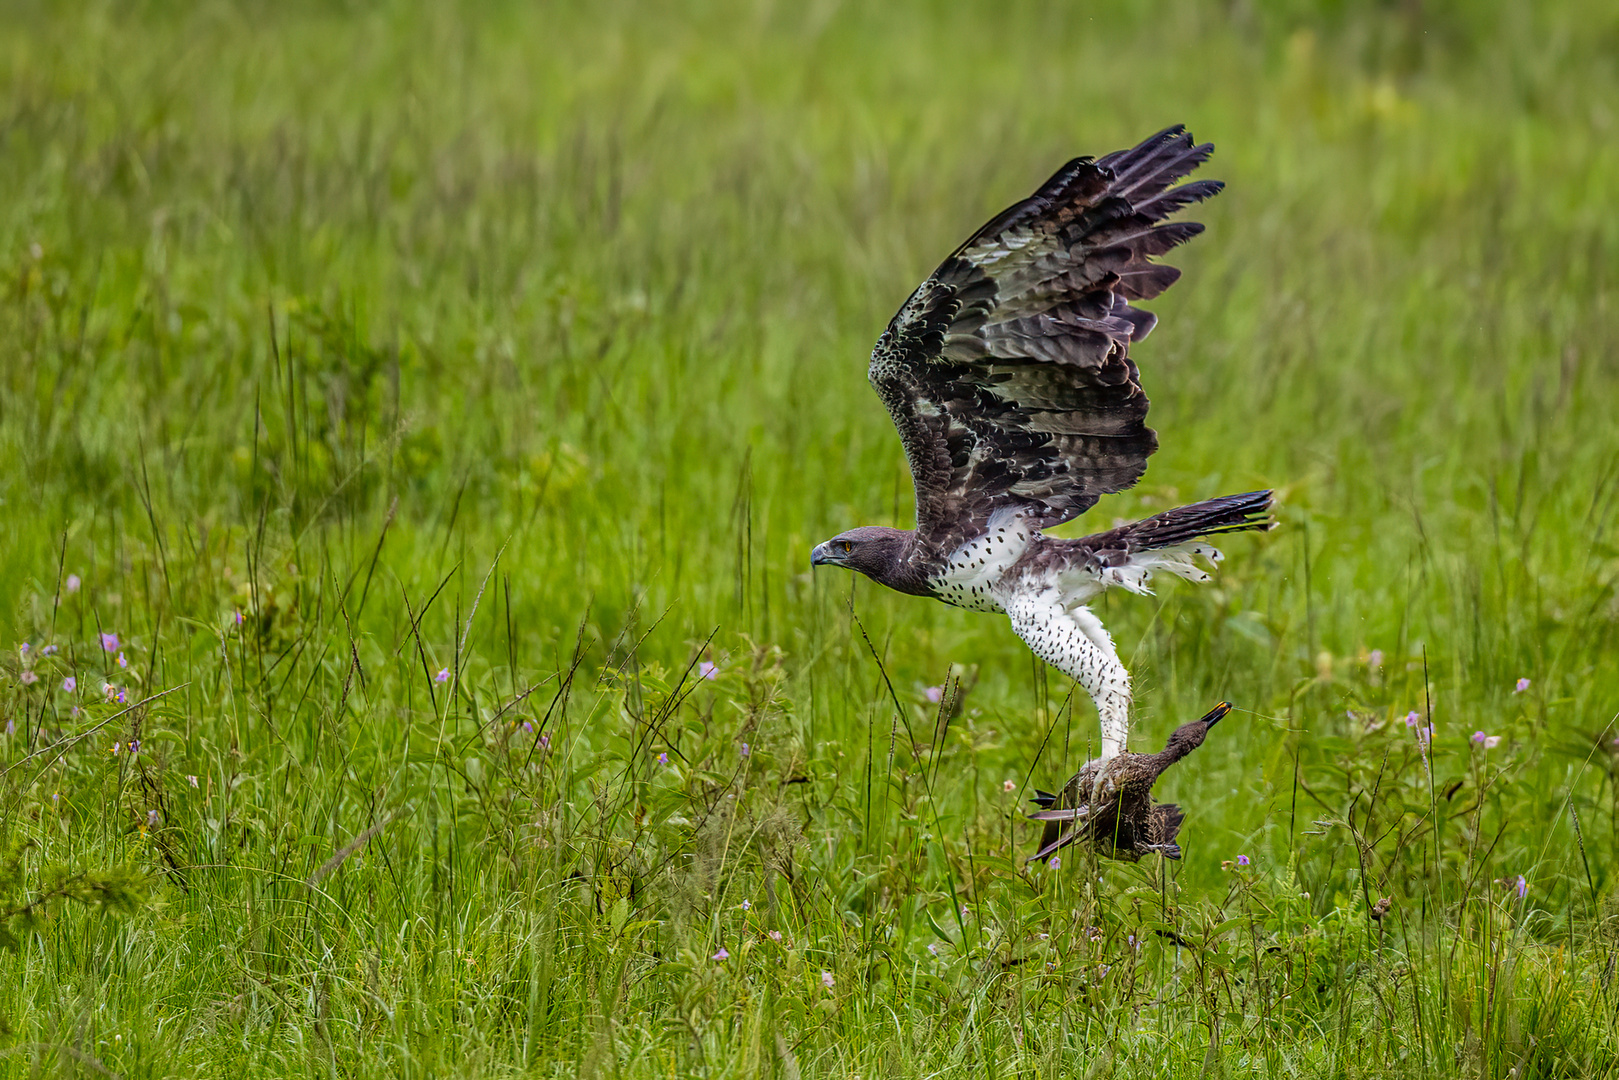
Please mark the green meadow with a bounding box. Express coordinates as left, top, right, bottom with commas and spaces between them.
3, 1, 1618, 1075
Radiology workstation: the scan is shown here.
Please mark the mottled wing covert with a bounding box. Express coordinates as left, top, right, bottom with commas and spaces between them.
867, 125, 1222, 552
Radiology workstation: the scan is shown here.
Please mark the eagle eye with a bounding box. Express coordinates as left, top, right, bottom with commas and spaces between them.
838, 540, 853, 554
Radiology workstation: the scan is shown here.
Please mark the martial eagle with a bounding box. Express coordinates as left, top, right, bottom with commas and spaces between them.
811, 126, 1271, 766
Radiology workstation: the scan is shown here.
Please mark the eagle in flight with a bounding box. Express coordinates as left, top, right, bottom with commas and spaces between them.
811, 126, 1271, 766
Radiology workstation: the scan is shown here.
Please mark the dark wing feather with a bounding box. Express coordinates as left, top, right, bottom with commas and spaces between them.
868, 125, 1221, 552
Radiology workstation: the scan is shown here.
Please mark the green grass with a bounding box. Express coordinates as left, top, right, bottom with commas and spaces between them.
3, 0, 1619, 1075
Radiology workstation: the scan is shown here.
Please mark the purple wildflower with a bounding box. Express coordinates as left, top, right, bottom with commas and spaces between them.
19, 643, 29, 655
1237, 854, 1250, 866
127, 739, 139, 755
657, 752, 669, 766
1405, 711, 1421, 727
62, 676, 76, 692
19, 671, 38, 685
1515, 875, 1527, 900
100, 632, 119, 653
1367, 649, 1384, 668
768, 930, 782, 942
187, 775, 199, 788
116, 689, 127, 704
821, 971, 835, 990
539, 733, 550, 750
712, 947, 729, 961
1472, 731, 1487, 744
1048, 855, 1062, 870
1514, 678, 1531, 694
522, 720, 533, 733
65, 574, 81, 593
740, 899, 751, 911
741, 742, 751, 757
925, 685, 944, 704
4, 718, 13, 736
117, 652, 128, 669
234, 610, 244, 626
146, 809, 158, 827
927, 942, 939, 955
435, 667, 450, 683
698, 661, 718, 680
43, 645, 57, 655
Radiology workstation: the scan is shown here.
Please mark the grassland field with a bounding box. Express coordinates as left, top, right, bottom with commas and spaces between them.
2, 1, 1619, 1076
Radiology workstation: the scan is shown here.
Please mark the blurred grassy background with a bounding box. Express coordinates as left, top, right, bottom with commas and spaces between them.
2, 0, 1617, 1076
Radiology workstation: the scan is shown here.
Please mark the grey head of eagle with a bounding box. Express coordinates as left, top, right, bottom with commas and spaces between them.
811, 126, 1274, 767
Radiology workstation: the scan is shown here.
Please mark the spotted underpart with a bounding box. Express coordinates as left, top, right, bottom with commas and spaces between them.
928, 515, 1033, 613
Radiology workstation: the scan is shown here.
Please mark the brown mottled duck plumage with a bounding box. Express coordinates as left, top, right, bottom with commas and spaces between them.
1028, 702, 1230, 862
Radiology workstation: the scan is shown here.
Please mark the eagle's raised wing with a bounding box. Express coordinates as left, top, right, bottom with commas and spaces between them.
867, 126, 1221, 552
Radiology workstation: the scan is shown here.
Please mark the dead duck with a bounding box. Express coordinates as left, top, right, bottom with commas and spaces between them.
1028, 701, 1230, 863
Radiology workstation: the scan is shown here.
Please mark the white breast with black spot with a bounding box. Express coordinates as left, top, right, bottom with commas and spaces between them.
928, 517, 1034, 614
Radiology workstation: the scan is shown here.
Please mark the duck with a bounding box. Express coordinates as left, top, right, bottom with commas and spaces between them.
1027, 701, 1230, 863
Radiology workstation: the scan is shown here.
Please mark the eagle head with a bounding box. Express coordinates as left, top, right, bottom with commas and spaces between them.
810, 526, 914, 582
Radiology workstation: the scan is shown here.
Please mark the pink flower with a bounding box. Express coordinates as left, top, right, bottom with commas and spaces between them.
435, 668, 450, 683
187, 775, 199, 788
767, 930, 782, 942
62, 676, 76, 692
927, 942, 939, 956
1514, 678, 1531, 693
698, 661, 718, 680
924, 686, 944, 704
1002, 779, 1016, 792
65, 574, 81, 593
820, 971, 835, 990
712, 947, 729, 961
1367, 649, 1384, 668
19, 671, 38, 685
1472, 731, 1487, 744
1048, 855, 1061, 870
100, 632, 119, 652
1405, 711, 1421, 727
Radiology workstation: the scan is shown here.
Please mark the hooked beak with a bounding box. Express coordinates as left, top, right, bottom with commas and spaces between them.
1200, 701, 1233, 727
810, 542, 833, 568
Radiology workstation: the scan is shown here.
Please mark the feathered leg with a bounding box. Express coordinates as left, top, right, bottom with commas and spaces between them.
1004, 595, 1132, 763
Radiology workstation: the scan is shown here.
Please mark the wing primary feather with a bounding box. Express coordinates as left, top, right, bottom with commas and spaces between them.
866, 128, 1223, 551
